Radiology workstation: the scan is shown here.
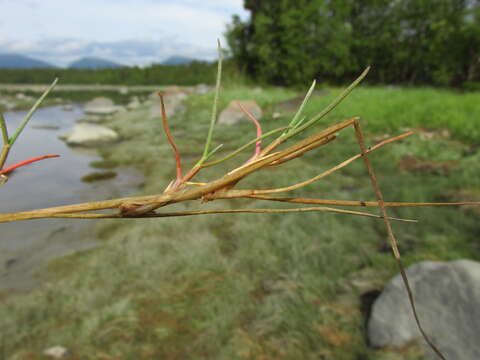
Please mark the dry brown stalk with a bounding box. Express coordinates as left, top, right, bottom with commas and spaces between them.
38, 206, 418, 223
236, 101, 263, 161
353, 119, 446, 360
246, 195, 480, 208
157, 91, 183, 187
0, 117, 361, 222
267, 135, 337, 166
0, 115, 476, 225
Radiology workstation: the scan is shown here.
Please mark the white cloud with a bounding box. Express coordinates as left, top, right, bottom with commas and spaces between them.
0, 0, 248, 66
0, 37, 218, 67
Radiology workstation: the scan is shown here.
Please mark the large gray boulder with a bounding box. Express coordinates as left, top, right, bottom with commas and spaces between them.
59, 123, 119, 147
218, 100, 262, 125
368, 260, 480, 359
84, 97, 118, 115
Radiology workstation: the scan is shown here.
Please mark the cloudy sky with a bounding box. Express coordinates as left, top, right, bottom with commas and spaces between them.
0, 0, 248, 67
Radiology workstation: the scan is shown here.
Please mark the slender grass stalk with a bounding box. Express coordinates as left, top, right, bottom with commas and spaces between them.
205, 144, 224, 160
0, 144, 10, 171
255, 131, 414, 195
282, 79, 316, 137
201, 127, 289, 168
0, 113, 10, 170
213, 131, 414, 200
237, 101, 263, 159
198, 40, 223, 167
247, 195, 480, 208
261, 67, 370, 155
43, 206, 417, 223
353, 119, 446, 360
9, 78, 58, 146
157, 91, 183, 182
268, 135, 336, 166
289, 67, 370, 139
0, 113, 8, 145
0, 155, 60, 175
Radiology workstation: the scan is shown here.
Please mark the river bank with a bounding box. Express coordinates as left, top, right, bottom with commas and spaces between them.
1, 84, 479, 358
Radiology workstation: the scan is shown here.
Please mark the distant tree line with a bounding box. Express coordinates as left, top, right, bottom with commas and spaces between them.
226, 0, 480, 87
0, 61, 223, 86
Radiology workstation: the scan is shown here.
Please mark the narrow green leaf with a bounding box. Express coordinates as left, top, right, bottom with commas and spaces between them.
206, 144, 224, 160
0, 113, 8, 145
284, 67, 370, 140
292, 116, 306, 129
200, 40, 223, 162
9, 78, 58, 146
282, 80, 316, 137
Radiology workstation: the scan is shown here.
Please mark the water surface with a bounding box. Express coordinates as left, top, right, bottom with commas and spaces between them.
0, 105, 142, 292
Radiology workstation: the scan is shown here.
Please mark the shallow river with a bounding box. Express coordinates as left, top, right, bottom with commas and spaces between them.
0, 105, 142, 292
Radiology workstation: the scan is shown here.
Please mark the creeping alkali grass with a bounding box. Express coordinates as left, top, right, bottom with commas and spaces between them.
1, 42, 479, 360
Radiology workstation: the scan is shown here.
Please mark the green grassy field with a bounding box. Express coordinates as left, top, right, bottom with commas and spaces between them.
1, 84, 480, 359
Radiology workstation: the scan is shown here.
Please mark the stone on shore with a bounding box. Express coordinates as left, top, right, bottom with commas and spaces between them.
43, 346, 69, 358
194, 83, 212, 94
59, 123, 119, 147
127, 96, 142, 110
368, 259, 480, 360
84, 97, 118, 115
217, 100, 263, 125
76, 115, 111, 124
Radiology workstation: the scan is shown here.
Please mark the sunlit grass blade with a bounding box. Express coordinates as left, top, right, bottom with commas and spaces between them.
9, 78, 58, 146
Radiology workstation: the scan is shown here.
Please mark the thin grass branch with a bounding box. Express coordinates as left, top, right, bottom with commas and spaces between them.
0, 155, 60, 175
353, 119, 446, 360
0, 78, 59, 178
157, 91, 183, 187
237, 101, 263, 162
42, 206, 417, 223
247, 195, 480, 208
198, 39, 223, 167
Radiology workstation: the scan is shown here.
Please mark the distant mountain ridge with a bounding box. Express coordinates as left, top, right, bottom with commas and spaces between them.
0, 53, 56, 69
68, 57, 124, 69
0, 53, 202, 69
161, 56, 198, 65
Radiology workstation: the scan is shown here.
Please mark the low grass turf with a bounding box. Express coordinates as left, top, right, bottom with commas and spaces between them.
1, 84, 480, 359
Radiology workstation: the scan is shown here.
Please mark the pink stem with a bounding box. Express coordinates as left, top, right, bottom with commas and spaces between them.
0, 155, 60, 175
157, 92, 183, 184
237, 102, 263, 163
